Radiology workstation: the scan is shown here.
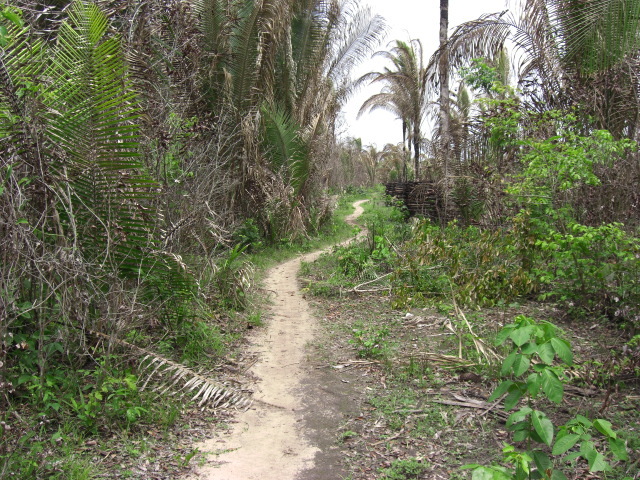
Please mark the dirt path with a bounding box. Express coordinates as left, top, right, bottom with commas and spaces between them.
191, 200, 369, 480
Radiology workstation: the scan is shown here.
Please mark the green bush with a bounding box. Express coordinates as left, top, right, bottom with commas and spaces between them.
393, 219, 537, 308
465, 315, 630, 480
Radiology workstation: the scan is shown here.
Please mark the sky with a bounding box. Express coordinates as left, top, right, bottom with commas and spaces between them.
340, 0, 508, 148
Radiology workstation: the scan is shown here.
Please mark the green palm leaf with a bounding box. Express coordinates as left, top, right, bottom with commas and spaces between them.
260, 102, 309, 196
43, 1, 158, 272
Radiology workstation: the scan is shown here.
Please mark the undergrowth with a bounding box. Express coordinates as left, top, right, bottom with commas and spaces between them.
1, 190, 369, 478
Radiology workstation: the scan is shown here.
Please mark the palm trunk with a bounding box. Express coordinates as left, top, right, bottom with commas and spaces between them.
439, 0, 450, 179
402, 119, 408, 181
439, 0, 451, 221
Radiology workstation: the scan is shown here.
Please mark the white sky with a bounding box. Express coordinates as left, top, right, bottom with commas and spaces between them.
340, 0, 508, 148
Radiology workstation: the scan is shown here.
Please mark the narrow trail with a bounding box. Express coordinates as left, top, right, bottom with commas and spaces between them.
191, 200, 369, 480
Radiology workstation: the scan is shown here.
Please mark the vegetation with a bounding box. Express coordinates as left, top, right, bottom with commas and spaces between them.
2, 0, 640, 478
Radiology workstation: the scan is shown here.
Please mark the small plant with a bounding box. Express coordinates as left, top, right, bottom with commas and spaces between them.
349, 323, 390, 359
464, 315, 629, 479
214, 243, 255, 310
338, 430, 358, 443
379, 457, 427, 480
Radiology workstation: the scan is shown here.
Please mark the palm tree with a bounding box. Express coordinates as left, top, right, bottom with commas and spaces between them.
358, 39, 427, 179
439, 0, 451, 180
440, 0, 640, 138
361, 144, 383, 185
189, 0, 384, 237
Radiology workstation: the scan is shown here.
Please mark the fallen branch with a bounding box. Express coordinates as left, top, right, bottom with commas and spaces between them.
397, 352, 476, 368
428, 397, 509, 420
353, 272, 392, 293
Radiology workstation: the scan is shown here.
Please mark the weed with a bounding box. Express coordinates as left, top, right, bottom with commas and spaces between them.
378, 457, 427, 480
339, 430, 358, 443
350, 323, 391, 360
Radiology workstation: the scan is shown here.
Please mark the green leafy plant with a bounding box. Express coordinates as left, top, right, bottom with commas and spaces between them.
465, 315, 629, 479
394, 220, 537, 308
350, 323, 391, 360
214, 243, 255, 310
379, 457, 427, 480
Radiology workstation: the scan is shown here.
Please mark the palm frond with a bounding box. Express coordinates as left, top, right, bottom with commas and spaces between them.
228, 0, 262, 112
140, 352, 251, 409
552, 0, 640, 74
260, 102, 309, 195
89, 329, 251, 409
43, 1, 159, 273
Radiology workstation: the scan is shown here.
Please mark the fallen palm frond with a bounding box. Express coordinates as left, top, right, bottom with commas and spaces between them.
89, 330, 252, 410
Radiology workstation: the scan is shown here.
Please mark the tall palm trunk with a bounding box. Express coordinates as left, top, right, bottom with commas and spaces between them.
439, 0, 450, 180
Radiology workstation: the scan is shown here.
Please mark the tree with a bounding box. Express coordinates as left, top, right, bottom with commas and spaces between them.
358, 39, 427, 179
439, 0, 451, 181
442, 0, 640, 138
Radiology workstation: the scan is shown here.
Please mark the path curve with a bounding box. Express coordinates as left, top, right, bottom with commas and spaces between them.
191, 200, 369, 480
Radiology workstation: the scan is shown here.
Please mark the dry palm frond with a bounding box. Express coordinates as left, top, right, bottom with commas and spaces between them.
139, 353, 252, 409
90, 329, 252, 410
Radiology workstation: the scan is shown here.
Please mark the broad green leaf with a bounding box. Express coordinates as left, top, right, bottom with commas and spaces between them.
521, 342, 538, 354
507, 407, 532, 428
512, 354, 530, 377
586, 450, 610, 472
538, 341, 555, 364
552, 433, 580, 455
510, 325, 534, 346
593, 419, 616, 438
501, 350, 517, 376
550, 470, 569, 480
550, 338, 573, 365
532, 450, 551, 472
564, 451, 581, 463
526, 372, 542, 396
495, 327, 513, 346
608, 437, 628, 461
579, 441, 610, 472
504, 384, 525, 410
2, 11, 23, 27
541, 369, 564, 403
470, 466, 512, 480
489, 380, 514, 401
532, 410, 554, 446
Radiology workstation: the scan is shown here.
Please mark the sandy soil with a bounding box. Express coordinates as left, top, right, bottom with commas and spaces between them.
190, 200, 369, 480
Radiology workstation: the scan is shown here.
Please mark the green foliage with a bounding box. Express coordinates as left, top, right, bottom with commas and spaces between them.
466, 316, 629, 479
378, 457, 427, 480
508, 111, 635, 203
174, 320, 225, 366
393, 220, 537, 308
64, 372, 146, 432
233, 218, 264, 252
532, 220, 640, 320
214, 243, 255, 310
260, 102, 309, 196
349, 322, 391, 360
460, 57, 504, 94
0, 4, 22, 46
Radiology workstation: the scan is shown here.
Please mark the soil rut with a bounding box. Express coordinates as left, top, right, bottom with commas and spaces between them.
191, 200, 368, 480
